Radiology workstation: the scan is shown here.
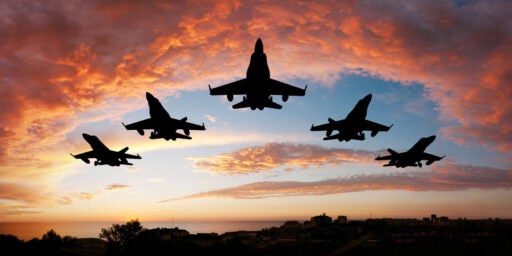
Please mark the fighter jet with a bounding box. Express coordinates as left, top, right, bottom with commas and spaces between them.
375, 135, 445, 168
209, 38, 307, 110
310, 94, 392, 142
70, 133, 141, 166
122, 92, 205, 141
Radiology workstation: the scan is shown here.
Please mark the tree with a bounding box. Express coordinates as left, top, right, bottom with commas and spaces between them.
40, 229, 63, 254
100, 219, 144, 246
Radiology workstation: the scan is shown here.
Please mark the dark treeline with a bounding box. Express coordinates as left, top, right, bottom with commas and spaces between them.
1, 216, 512, 255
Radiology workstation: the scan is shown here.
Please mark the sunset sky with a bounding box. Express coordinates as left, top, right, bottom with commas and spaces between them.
1, 0, 511, 223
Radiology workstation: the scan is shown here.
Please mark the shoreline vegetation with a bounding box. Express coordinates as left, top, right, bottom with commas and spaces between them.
2, 213, 511, 255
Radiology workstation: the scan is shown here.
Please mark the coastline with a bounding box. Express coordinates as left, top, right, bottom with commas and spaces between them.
0, 220, 286, 241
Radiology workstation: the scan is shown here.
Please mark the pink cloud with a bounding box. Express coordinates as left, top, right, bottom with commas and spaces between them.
163, 163, 512, 201
192, 143, 375, 174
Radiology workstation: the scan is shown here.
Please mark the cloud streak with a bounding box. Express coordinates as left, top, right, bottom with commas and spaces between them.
191, 143, 375, 175
63, 184, 132, 203
163, 163, 512, 201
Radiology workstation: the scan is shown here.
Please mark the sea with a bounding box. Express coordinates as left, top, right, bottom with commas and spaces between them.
0, 221, 287, 241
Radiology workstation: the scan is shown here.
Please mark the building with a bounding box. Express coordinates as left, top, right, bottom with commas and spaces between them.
311, 213, 332, 228
334, 215, 348, 224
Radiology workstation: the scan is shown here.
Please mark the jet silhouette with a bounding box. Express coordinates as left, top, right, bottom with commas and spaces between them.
375, 135, 445, 168
122, 92, 206, 141
310, 94, 392, 142
70, 133, 142, 166
209, 38, 307, 110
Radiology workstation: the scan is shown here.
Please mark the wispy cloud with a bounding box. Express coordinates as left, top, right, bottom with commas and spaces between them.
162, 163, 512, 201
66, 184, 132, 203
105, 184, 131, 191
191, 143, 375, 175
204, 115, 217, 123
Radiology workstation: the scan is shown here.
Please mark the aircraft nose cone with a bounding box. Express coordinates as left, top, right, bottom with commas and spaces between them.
255, 38, 263, 53
364, 93, 372, 101
82, 133, 92, 140
146, 92, 155, 101
424, 135, 436, 143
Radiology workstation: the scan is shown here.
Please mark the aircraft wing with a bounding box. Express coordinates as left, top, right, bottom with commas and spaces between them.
310, 119, 345, 131
362, 120, 392, 132
267, 79, 306, 96
375, 154, 393, 160
310, 122, 334, 131
209, 79, 248, 95
421, 152, 444, 161
123, 118, 154, 130
181, 121, 206, 131
71, 151, 96, 160
174, 133, 192, 140
375, 149, 400, 161
122, 153, 142, 159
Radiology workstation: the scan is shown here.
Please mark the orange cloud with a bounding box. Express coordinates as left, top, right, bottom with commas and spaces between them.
1, 0, 511, 216
192, 143, 374, 174
164, 163, 512, 201
0, 181, 49, 204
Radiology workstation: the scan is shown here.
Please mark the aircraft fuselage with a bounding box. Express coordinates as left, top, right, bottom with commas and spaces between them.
342, 93, 372, 136
244, 38, 272, 109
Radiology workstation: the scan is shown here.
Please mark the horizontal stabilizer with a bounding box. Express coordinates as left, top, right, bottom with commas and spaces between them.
232, 100, 250, 109
387, 148, 398, 155
265, 101, 282, 109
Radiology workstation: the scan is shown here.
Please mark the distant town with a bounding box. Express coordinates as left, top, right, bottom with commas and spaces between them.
1, 213, 511, 255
